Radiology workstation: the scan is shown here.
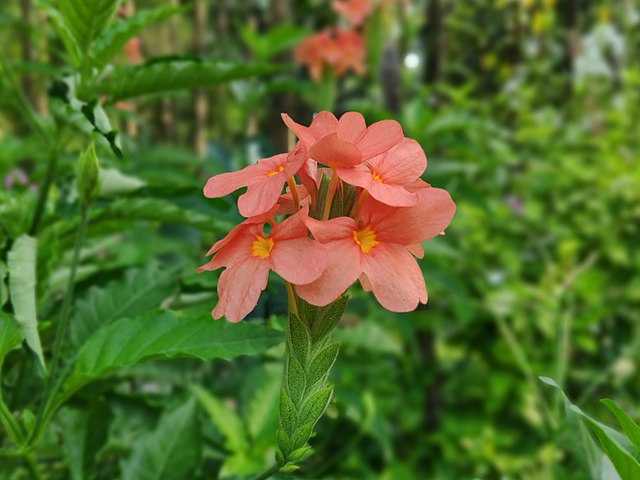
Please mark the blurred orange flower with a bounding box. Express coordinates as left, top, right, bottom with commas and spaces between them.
295, 29, 366, 81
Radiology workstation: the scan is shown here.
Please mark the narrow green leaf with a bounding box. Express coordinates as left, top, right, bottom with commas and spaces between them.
191, 385, 248, 453
61, 311, 282, 405
310, 295, 347, 343
602, 399, 640, 453
0, 313, 22, 371
7, 235, 45, 369
0, 261, 8, 307
298, 386, 333, 428
287, 357, 306, 406
577, 407, 640, 480
70, 263, 177, 347
121, 399, 201, 480
98, 167, 146, 196
288, 314, 310, 364
307, 343, 339, 388
93, 4, 184, 67
92, 59, 278, 101
279, 388, 297, 437
242, 24, 310, 61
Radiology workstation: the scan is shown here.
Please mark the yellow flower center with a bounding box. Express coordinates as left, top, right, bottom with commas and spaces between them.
251, 235, 274, 258
371, 171, 383, 183
352, 226, 378, 254
267, 165, 285, 177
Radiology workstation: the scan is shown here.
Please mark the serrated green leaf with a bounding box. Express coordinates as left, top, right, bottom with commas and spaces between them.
59, 311, 282, 408
288, 314, 310, 364
92, 4, 184, 67
287, 356, 306, 406
7, 235, 45, 370
191, 385, 248, 453
55, 0, 121, 58
298, 386, 333, 428
121, 399, 201, 480
92, 59, 278, 101
0, 312, 22, 372
70, 263, 178, 347
307, 343, 339, 388
602, 399, 640, 453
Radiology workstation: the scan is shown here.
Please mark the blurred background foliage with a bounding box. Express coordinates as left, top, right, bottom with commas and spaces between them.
0, 0, 639, 478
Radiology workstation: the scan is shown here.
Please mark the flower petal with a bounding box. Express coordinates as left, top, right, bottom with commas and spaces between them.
284, 143, 308, 177
238, 176, 285, 217
356, 120, 404, 160
273, 207, 309, 240
272, 237, 327, 285
366, 181, 417, 207
304, 215, 356, 243
309, 133, 362, 168
296, 239, 361, 306
337, 112, 366, 143
361, 243, 427, 312
369, 187, 456, 245
335, 164, 371, 188
281, 113, 315, 148
212, 258, 270, 322
203, 164, 259, 198
372, 139, 427, 185
309, 111, 339, 140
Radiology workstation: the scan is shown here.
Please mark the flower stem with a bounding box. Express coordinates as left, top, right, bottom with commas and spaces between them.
252, 464, 281, 480
0, 396, 25, 446
29, 206, 90, 445
286, 282, 299, 316
322, 170, 340, 220
350, 189, 368, 218
287, 176, 300, 210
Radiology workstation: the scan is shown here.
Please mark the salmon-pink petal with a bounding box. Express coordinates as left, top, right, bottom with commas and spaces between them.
304, 216, 356, 243
338, 112, 366, 143
366, 181, 417, 207
272, 238, 326, 285
273, 207, 309, 240
284, 143, 307, 177
335, 164, 371, 188
361, 243, 427, 312
203, 164, 259, 198
199, 225, 259, 271
405, 178, 431, 192
407, 243, 424, 258
296, 239, 361, 306
372, 139, 427, 185
308, 111, 339, 140
373, 187, 456, 244
310, 133, 362, 168
356, 120, 404, 160
277, 184, 309, 215
212, 259, 270, 322
281, 113, 315, 148
238, 176, 285, 217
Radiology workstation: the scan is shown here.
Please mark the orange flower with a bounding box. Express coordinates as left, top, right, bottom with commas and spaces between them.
333, 0, 374, 26
295, 29, 366, 81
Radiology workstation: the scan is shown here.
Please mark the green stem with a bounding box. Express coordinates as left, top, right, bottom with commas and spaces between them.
252, 464, 281, 480
29, 206, 90, 446
322, 170, 340, 220
29, 145, 59, 235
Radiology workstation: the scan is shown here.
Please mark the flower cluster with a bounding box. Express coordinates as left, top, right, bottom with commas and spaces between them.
295, 0, 374, 81
200, 112, 456, 322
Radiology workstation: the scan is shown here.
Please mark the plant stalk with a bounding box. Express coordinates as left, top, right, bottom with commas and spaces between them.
29, 206, 90, 445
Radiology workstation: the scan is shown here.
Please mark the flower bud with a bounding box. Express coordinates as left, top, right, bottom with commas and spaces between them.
76, 142, 100, 206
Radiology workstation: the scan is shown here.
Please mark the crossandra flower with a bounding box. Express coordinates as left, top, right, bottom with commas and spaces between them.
295, 184, 456, 311
198, 208, 326, 322
200, 110, 456, 322
295, 29, 367, 81
203, 143, 307, 218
